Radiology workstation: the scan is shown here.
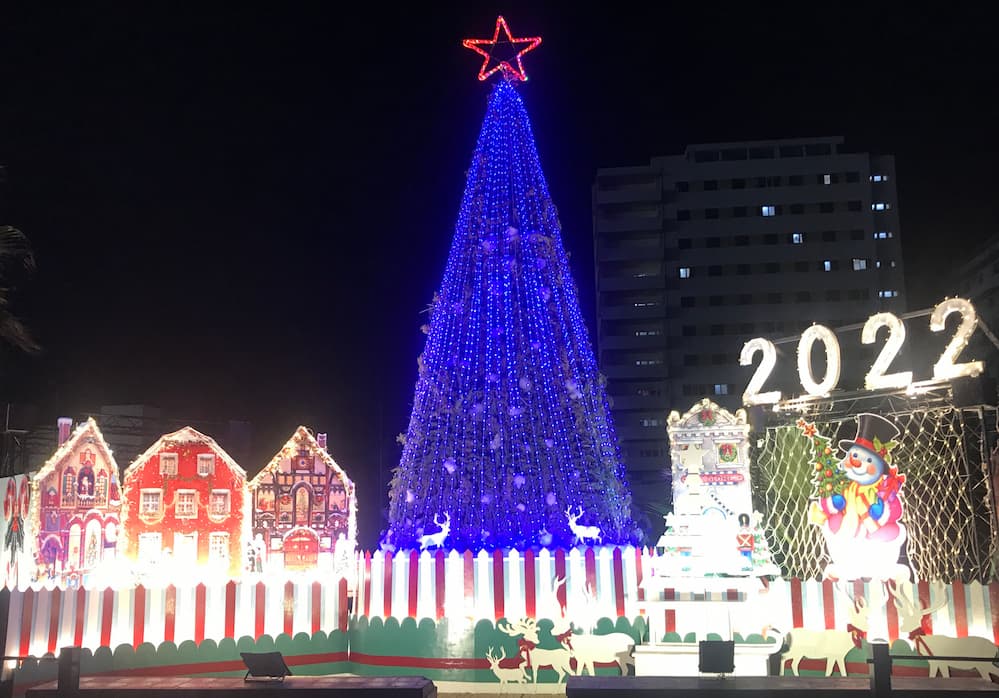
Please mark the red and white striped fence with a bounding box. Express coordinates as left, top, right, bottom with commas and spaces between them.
4, 578, 349, 658
7, 545, 999, 658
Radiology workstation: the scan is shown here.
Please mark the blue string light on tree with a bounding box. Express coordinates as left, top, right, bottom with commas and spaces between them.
383, 17, 637, 552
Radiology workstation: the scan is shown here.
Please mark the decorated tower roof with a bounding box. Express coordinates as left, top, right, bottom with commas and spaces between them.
124, 425, 246, 480
667, 398, 749, 439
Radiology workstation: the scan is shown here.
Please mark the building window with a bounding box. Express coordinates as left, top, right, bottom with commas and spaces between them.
850, 229, 865, 241
137, 533, 162, 564
731, 178, 746, 189
684, 354, 700, 366
706, 236, 720, 248
677, 209, 691, 221
879, 290, 899, 298
678, 238, 692, 249
737, 264, 751, 275
872, 202, 891, 211
634, 328, 662, 336
823, 260, 833, 272
709, 295, 723, 306
791, 232, 805, 244
708, 265, 722, 276
639, 418, 663, 428
761, 205, 776, 217
711, 353, 727, 365
714, 384, 729, 396
176, 490, 197, 518
795, 261, 809, 272
676, 181, 689, 192
735, 235, 750, 246
733, 206, 747, 218
197, 454, 215, 477
874, 231, 893, 239
682, 325, 696, 337
826, 289, 842, 301
871, 174, 888, 182
764, 234, 779, 245
209, 532, 230, 563
141, 489, 162, 515
823, 174, 832, 185
710, 324, 724, 336
847, 200, 862, 211
210, 490, 230, 516
705, 207, 719, 219
852, 258, 868, 271
789, 174, 804, 186
704, 180, 718, 191
790, 203, 804, 215
822, 230, 837, 242
635, 358, 663, 367
680, 296, 695, 308
765, 262, 780, 273
679, 267, 691, 279
819, 202, 834, 213
159, 453, 178, 476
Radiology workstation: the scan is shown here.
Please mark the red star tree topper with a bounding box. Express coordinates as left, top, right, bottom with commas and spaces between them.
462, 16, 541, 82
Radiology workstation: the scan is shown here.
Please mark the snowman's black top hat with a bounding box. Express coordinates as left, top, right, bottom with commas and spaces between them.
838, 412, 900, 455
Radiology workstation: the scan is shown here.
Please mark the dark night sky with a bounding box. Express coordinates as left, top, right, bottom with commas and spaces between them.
1, 4, 997, 540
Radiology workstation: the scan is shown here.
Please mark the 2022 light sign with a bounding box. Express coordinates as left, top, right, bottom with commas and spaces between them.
739, 298, 984, 407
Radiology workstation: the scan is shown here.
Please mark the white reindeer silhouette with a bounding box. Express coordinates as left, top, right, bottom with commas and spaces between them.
565, 506, 602, 546
485, 646, 527, 684
498, 617, 574, 683
418, 513, 451, 550
780, 588, 874, 676
891, 581, 999, 680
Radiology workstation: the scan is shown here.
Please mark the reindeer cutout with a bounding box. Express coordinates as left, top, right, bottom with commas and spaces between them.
565, 506, 602, 546
554, 616, 635, 676
485, 646, 527, 684
890, 581, 999, 680
780, 587, 875, 676
497, 617, 573, 683
418, 513, 451, 550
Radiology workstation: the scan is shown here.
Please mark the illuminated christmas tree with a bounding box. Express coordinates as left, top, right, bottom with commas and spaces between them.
384, 18, 636, 551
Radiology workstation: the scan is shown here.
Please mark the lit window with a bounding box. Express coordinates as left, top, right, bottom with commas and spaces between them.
761, 205, 776, 217
633, 301, 659, 308
871, 174, 888, 182
792, 232, 805, 244
872, 202, 891, 211
159, 453, 178, 476
176, 490, 197, 518
874, 231, 893, 239
635, 359, 663, 367
823, 174, 832, 185
639, 418, 663, 428
714, 384, 729, 395
679, 267, 691, 279
852, 258, 868, 271
209, 532, 230, 563
634, 329, 663, 337
879, 290, 899, 298
823, 260, 832, 272
197, 454, 215, 476
141, 489, 162, 515
210, 490, 230, 516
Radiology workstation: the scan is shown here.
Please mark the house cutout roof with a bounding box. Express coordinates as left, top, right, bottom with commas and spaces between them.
31, 417, 119, 485
124, 425, 246, 480
250, 426, 354, 491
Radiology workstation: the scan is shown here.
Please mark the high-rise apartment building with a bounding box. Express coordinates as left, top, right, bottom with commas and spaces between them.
592, 137, 905, 518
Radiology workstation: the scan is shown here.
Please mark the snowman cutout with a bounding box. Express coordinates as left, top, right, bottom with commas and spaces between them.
809, 413, 909, 582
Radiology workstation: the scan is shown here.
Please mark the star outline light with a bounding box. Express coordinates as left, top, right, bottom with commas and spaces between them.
462, 16, 542, 82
